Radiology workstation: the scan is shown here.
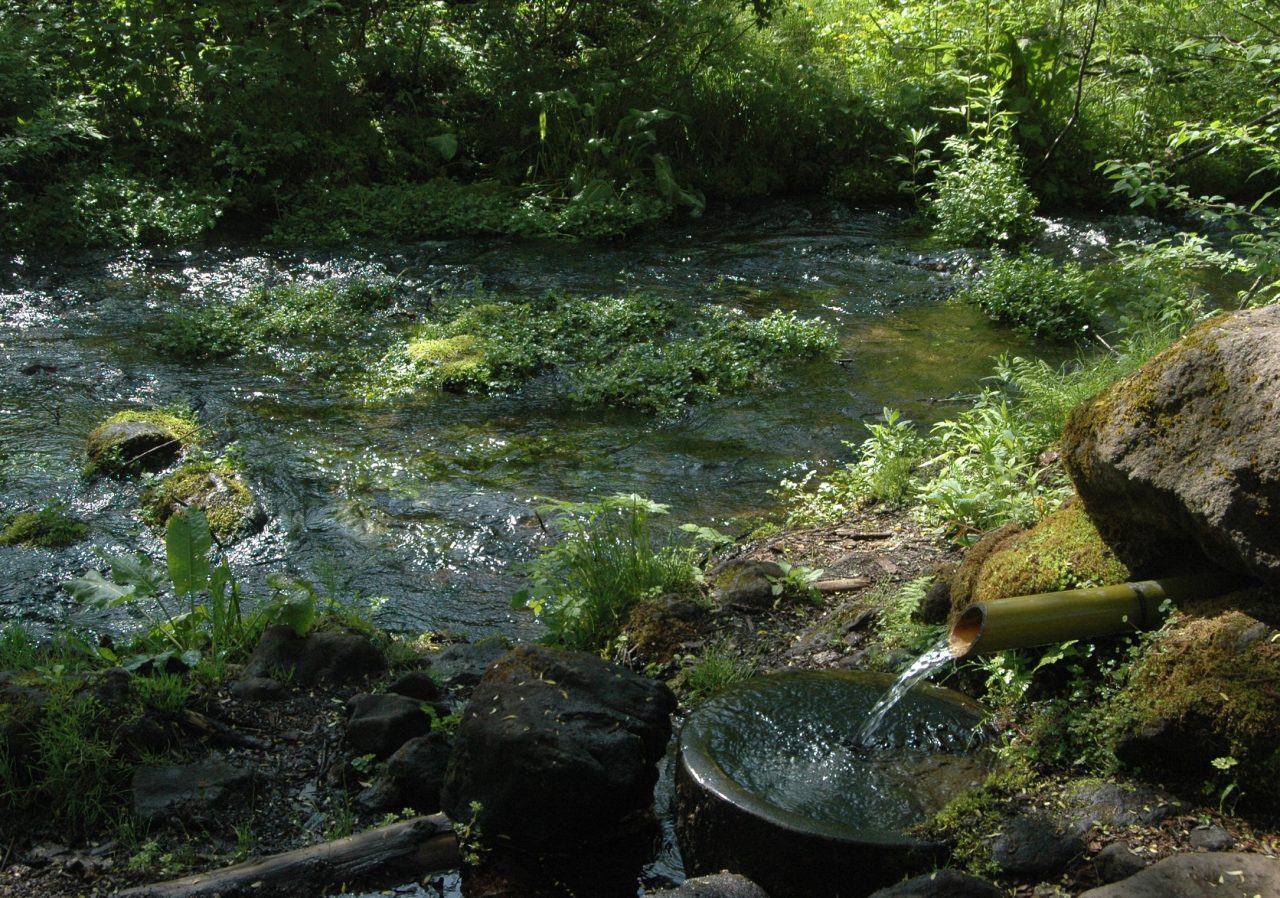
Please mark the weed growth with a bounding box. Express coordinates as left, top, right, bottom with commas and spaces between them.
670, 643, 758, 707
373, 291, 836, 418
955, 253, 1097, 340
511, 494, 703, 652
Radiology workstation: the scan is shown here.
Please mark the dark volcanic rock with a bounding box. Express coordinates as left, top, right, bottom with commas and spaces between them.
1190, 824, 1234, 851
442, 644, 676, 849
132, 758, 253, 820
1077, 851, 1280, 898
230, 676, 289, 702
346, 693, 432, 758
241, 625, 386, 688
866, 869, 1003, 898
1092, 843, 1149, 884
1062, 305, 1280, 588
990, 811, 1082, 879
386, 670, 443, 703
385, 732, 452, 812
708, 559, 786, 611
427, 639, 511, 688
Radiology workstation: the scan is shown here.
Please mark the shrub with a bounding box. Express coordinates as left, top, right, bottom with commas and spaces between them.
511, 494, 703, 652
954, 253, 1098, 341
929, 138, 1041, 247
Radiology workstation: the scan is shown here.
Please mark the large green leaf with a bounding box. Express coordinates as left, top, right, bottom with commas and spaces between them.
167, 510, 212, 597
65, 570, 137, 607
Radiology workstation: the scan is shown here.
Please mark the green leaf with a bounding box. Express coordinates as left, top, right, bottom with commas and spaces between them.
167, 510, 212, 597
109, 553, 165, 597
426, 133, 458, 161
65, 570, 137, 607
279, 594, 316, 637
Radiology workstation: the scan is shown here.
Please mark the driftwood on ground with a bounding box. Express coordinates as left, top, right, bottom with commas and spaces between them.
813, 577, 872, 594
117, 814, 459, 898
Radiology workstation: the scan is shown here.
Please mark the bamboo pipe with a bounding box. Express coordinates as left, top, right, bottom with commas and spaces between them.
947, 575, 1227, 658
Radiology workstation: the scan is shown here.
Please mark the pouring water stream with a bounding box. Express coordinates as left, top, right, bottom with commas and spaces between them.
854, 638, 957, 747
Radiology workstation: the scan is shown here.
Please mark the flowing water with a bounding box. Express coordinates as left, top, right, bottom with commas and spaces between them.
0, 202, 1167, 639
854, 637, 958, 748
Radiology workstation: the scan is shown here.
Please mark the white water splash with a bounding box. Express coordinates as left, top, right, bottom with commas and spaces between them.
854, 638, 956, 747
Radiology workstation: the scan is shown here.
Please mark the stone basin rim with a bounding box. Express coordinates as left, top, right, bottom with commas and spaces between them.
677, 669, 987, 845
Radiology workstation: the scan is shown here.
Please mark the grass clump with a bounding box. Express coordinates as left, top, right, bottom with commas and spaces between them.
511, 494, 704, 653
954, 253, 1098, 341
670, 643, 757, 707
374, 290, 836, 418
0, 504, 89, 548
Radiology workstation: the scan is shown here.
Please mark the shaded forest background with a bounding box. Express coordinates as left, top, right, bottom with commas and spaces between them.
3, 0, 1278, 246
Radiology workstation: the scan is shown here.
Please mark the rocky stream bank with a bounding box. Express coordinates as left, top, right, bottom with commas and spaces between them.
5, 307, 1280, 898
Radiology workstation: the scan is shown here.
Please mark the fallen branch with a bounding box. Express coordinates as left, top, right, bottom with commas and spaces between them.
813, 577, 873, 594
117, 814, 458, 898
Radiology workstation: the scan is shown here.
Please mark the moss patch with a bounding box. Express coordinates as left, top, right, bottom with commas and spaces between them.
1111, 591, 1280, 808
0, 506, 90, 549
404, 333, 491, 390
140, 461, 261, 540
970, 503, 1131, 604
86, 408, 199, 477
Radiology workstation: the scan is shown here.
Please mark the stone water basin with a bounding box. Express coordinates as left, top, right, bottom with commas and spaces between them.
675, 670, 989, 898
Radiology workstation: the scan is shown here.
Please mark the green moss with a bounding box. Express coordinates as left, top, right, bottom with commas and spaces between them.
915, 765, 1034, 877
1116, 595, 1280, 805
404, 333, 491, 389
971, 503, 1131, 603
0, 506, 89, 548
140, 460, 260, 539
85, 408, 199, 476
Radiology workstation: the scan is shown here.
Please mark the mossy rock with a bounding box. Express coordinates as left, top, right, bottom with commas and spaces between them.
963, 504, 1131, 610
86, 409, 198, 477
405, 333, 490, 389
947, 522, 1027, 616
0, 506, 89, 548
1108, 590, 1280, 809
140, 461, 263, 540
618, 593, 708, 667
1062, 305, 1280, 588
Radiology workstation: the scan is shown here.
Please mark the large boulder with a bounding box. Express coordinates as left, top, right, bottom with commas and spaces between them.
1062, 306, 1280, 587
1076, 851, 1280, 898
85, 410, 194, 477
241, 625, 386, 688
441, 644, 676, 849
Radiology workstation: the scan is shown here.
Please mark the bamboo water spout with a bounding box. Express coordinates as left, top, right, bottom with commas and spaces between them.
947, 575, 1229, 658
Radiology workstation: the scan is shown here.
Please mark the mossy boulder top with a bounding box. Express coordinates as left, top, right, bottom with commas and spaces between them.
1062, 305, 1280, 589
85, 411, 196, 476
140, 461, 263, 540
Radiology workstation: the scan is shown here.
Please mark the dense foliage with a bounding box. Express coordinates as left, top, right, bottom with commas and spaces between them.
4, 0, 1278, 246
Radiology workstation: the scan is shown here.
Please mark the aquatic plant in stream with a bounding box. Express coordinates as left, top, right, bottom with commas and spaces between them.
370, 290, 837, 417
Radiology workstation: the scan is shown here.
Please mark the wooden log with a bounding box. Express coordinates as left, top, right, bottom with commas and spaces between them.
813, 577, 872, 594
117, 814, 459, 898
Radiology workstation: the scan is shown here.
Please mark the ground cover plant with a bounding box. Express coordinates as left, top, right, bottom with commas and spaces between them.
511, 494, 705, 652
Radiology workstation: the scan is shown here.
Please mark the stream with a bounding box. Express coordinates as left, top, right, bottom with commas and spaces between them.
0, 201, 1163, 641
